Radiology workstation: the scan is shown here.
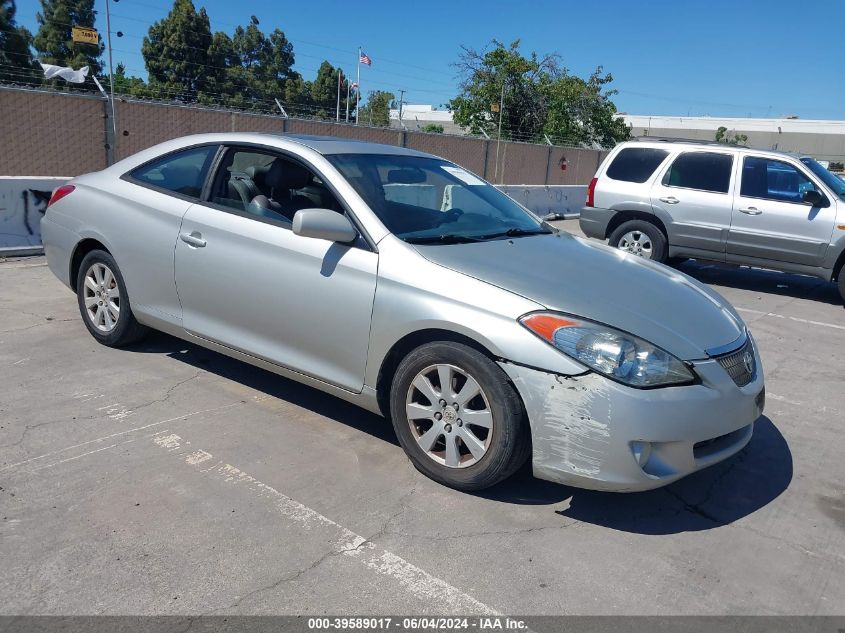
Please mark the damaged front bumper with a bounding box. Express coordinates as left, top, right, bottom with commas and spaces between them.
499, 346, 764, 492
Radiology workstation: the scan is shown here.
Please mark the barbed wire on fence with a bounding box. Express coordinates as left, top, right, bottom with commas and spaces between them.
0, 68, 607, 149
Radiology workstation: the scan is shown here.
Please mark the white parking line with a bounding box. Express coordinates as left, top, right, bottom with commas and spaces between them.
737, 307, 845, 331
0, 403, 241, 473
159, 437, 500, 615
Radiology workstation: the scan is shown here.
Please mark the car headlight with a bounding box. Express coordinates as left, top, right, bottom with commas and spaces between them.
519, 313, 695, 388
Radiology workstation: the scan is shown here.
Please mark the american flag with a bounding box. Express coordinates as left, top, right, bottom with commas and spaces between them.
350, 82, 358, 89
359, 52, 372, 66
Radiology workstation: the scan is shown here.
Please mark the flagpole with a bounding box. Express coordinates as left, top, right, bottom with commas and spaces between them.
335, 69, 341, 122
345, 81, 350, 122
355, 46, 361, 125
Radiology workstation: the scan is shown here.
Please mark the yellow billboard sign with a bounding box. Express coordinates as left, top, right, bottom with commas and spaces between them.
71, 27, 99, 45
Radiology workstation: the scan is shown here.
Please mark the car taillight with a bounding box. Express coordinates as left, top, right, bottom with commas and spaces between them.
586, 177, 597, 208
47, 185, 75, 208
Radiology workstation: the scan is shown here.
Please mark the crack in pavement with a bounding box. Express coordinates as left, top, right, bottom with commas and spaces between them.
0, 371, 204, 451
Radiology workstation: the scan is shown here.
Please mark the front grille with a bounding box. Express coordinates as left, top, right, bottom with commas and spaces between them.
715, 338, 756, 387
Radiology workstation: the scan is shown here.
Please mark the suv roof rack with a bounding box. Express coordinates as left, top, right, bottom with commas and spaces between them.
633, 136, 723, 145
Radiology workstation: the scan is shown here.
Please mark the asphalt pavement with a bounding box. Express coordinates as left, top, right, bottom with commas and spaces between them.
1, 220, 843, 615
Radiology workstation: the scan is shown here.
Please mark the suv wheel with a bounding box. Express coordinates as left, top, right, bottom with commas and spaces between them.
608, 220, 668, 263
389, 342, 530, 491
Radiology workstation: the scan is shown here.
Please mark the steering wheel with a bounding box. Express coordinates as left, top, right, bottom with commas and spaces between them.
437, 208, 464, 226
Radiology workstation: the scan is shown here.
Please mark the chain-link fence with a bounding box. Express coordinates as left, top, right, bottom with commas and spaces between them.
1, 85, 605, 184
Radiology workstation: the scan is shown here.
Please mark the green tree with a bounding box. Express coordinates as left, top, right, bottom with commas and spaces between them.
715, 126, 748, 146
199, 17, 301, 112
34, 0, 103, 79
421, 123, 444, 134
283, 74, 313, 116
358, 90, 394, 127
309, 60, 351, 119
542, 67, 631, 147
1, 0, 38, 84
449, 40, 629, 147
142, 0, 212, 101
104, 61, 148, 97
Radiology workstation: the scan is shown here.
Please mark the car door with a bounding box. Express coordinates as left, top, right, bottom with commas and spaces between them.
728, 155, 836, 266
117, 144, 220, 323
650, 149, 736, 260
174, 145, 378, 392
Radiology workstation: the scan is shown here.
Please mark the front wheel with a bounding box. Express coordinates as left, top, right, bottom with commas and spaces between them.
608, 220, 668, 263
838, 271, 845, 305
76, 249, 148, 347
389, 342, 530, 491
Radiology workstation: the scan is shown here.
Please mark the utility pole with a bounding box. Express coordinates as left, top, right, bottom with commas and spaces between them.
104, 0, 117, 161
398, 89, 405, 127
494, 81, 505, 183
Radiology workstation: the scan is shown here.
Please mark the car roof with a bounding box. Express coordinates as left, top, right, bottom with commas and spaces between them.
623, 137, 810, 161
260, 133, 433, 158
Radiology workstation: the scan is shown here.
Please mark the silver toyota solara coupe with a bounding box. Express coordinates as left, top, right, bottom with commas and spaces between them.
41, 133, 765, 492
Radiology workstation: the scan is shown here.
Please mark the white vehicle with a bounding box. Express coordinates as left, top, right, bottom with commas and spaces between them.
580, 139, 845, 302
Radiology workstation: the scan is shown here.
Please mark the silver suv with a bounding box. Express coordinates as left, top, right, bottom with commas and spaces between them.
580, 139, 845, 302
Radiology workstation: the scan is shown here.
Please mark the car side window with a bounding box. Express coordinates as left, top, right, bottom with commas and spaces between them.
208, 148, 344, 225
129, 145, 217, 198
662, 152, 733, 193
605, 148, 669, 183
741, 156, 817, 204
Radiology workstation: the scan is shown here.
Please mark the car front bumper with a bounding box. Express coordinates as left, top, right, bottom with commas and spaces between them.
498, 342, 764, 492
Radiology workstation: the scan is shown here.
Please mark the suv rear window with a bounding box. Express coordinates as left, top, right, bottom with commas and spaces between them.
605, 147, 669, 183
662, 152, 733, 193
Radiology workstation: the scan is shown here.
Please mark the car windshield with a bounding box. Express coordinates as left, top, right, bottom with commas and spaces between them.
800, 157, 845, 200
326, 154, 550, 242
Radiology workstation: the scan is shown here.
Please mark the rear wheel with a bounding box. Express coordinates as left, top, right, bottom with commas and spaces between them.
389, 342, 530, 491
608, 219, 668, 263
76, 250, 148, 347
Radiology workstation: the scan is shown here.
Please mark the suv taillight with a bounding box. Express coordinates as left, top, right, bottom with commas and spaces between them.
586, 177, 598, 208
47, 184, 75, 208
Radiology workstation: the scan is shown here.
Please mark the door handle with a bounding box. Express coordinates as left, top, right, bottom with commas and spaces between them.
659, 196, 680, 204
180, 231, 207, 248
738, 207, 762, 215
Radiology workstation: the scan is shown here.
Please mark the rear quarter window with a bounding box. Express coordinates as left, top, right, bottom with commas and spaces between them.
129, 145, 218, 199
605, 147, 669, 183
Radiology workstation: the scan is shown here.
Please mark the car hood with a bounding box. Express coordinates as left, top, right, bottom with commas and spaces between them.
414, 232, 744, 361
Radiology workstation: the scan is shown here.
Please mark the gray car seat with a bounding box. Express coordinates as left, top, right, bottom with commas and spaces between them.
249, 159, 315, 222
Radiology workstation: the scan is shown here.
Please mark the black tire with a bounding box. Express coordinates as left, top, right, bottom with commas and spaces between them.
76, 249, 148, 347
608, 219, 668, 264
838, 271, 845, 305
389, 342, 530, 491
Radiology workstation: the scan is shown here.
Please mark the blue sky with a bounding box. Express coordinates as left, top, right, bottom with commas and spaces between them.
16, 0, 845, 119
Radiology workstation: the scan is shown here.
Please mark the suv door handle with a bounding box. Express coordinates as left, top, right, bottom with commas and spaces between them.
180, 231, 207, 248
738, 207, 762, 215
659, 196, 679, 204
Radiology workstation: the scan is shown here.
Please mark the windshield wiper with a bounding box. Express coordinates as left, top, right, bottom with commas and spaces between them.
404, 234, 485, 244
479, 227, 551, 240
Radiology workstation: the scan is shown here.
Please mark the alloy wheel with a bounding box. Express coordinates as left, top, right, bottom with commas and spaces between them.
405, 363, 493, 468
83, 262, 120, 332
617, 230, 653, 259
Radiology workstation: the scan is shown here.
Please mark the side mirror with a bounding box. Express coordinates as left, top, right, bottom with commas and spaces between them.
292, 208, 358, 244
802, 189, 825, 207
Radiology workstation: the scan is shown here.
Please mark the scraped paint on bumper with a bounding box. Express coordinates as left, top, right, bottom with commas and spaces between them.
499, 346, 764, 492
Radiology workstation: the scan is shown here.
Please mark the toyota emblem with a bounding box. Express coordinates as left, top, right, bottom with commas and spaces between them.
742, 351, 754, 375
